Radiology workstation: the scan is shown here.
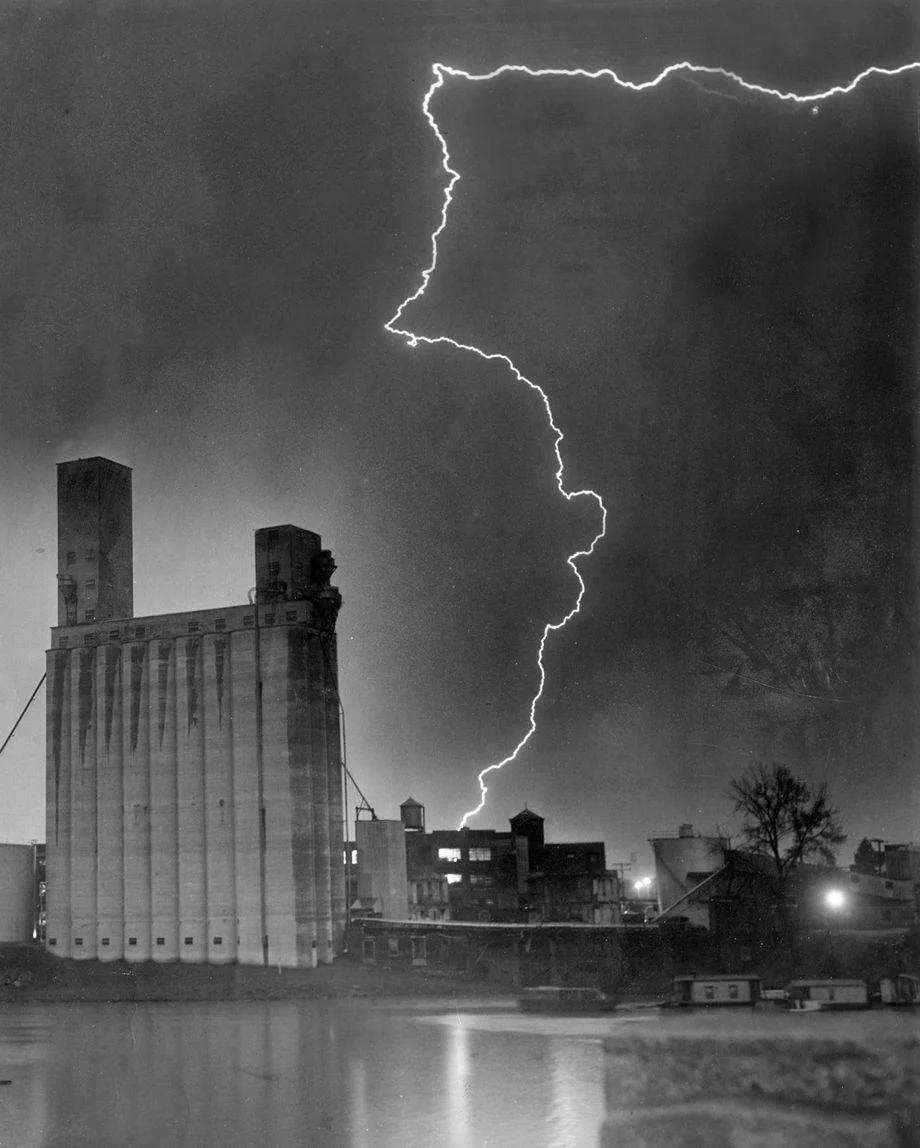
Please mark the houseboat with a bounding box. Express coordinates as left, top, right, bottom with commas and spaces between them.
671, 974, 761, 1006
518, 985, 616, 1013
879, 974, 920, 1006
786, 979, 870, 1011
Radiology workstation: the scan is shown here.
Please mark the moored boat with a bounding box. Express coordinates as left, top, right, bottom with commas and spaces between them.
670, 974, 761, 1007
786, 979, 870, 1010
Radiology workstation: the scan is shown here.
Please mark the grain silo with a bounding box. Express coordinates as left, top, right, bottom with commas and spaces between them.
45, 457, 346, 967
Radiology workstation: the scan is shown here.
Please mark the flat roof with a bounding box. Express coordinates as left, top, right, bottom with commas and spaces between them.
673, 974, 761, 982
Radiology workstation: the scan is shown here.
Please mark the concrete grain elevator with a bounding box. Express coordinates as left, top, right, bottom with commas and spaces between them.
45, 457, 346, 967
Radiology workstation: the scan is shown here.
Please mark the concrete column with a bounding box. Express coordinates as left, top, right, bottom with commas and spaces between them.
230, 627, 263, 966
323, 634, 346, 954
70, 646, 97, 958
45, 647, 72, 956
176, 636, 206, 962
95, 644, 124, 961
150, 639, 179, 961
307, 632, 331, 964
260, 624, 300, 967
203, 633, 236, 964
123, 642, 151, 962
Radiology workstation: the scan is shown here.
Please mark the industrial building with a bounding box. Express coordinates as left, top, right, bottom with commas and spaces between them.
651, 824, 919, 934
45, 457, 345, 967
400, 801, 620, 925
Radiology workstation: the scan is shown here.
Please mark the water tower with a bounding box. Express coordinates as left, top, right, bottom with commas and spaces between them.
400, 797, 425, 832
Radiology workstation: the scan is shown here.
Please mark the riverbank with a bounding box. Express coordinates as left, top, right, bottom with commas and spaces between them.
0, 943, 506, 1004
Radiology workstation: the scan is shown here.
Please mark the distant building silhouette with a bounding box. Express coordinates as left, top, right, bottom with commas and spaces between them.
400, 804, 619, 925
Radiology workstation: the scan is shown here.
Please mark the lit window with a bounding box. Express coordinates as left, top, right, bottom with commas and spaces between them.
469, 847, 491, 862
469, 874, 494, 887
445, 873, 462, 884
438, 848, 461, 862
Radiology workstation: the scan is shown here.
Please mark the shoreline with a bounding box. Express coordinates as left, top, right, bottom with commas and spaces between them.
0, 943, 510, 1004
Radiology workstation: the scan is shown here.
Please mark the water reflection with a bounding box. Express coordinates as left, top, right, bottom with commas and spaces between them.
0, 999, 604, 1147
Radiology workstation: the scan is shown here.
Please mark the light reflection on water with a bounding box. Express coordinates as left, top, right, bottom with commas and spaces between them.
0, 999, 606, 1148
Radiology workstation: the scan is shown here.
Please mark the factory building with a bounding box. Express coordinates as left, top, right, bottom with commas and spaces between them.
45, 457, 345, 968
400, 803, 620, 925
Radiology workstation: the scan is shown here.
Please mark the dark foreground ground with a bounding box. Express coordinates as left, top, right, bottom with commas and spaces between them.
0, 943, 506, 1004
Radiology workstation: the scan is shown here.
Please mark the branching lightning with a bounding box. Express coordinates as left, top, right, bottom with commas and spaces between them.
384, 57, 920, 830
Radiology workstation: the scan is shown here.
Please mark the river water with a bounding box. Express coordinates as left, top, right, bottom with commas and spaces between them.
0, 996, 610, 1147
3, 998, 918, 1147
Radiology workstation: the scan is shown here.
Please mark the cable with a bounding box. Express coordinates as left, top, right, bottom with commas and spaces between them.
0, 674, 46, 758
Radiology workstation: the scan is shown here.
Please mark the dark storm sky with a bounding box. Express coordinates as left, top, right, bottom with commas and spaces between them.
0, 0, 916, 869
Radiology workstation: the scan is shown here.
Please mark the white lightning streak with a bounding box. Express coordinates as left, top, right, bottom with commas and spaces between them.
384, 57, 920, 829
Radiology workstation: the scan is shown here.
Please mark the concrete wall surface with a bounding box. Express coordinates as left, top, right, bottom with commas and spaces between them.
0, 845, 35, 941
601, 1017, 920, 1146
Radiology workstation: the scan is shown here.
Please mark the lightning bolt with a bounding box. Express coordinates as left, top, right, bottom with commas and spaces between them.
384, 58, 920, 830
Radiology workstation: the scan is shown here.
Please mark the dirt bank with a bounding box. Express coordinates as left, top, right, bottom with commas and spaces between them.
0, 944, 506, 1004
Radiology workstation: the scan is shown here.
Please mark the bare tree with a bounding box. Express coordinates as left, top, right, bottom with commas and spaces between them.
730, 763, 846, 880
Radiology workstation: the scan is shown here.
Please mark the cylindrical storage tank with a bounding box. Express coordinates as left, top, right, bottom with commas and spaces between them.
307, 632, 332, 965
230, 627, 264, 966
95, 645, 124, 961
45, 647, 72, 956
123, 642, 152, 962
70, 647, 98, 958
651, 831, 725, 913
260, 624, 301, 968
0, 845, 36, 941
324, 638, 346, 955
355, 820, 408, 920
203, 633, 236, 965
176, 636, 206, 963
150, 640, 179, 962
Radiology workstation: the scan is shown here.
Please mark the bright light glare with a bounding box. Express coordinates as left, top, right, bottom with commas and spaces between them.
825, 889, 846, 910
634, 877, 653, 893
